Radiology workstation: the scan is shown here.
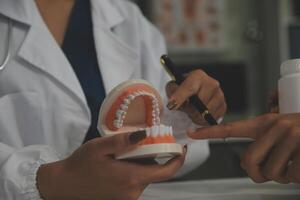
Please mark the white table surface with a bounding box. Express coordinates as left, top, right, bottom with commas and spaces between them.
141, 178, 300, 200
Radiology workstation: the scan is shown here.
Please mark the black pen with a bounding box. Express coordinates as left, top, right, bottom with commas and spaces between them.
160, 55, 218, 126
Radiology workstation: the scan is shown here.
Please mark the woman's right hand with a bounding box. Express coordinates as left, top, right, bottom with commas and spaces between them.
36, 131, 186, 200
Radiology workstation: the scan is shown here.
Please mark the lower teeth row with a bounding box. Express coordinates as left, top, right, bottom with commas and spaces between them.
145, 125, 173, 137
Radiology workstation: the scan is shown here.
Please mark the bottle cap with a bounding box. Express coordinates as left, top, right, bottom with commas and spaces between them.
281, 59, 300, 76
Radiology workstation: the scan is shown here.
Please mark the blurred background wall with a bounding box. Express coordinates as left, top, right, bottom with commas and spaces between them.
129, 0, 300, 180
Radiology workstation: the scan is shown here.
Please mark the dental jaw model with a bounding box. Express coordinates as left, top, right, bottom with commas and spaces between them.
98, 80, 183, 159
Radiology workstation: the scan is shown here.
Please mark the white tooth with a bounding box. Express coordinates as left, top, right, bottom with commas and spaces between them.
152, 126, 158, 137
149, 94, 155, 98
152, 120, 156, 125
114, 120, 121, 128
120, 104, 128, 111
167, 126, 170, 135
116, 109, 125, 115
150, 126, 155, 136
159, 125, 165, 136
123, 98, 130, 104
118, 121, 123, 127
157, 125, 161, 136
128, 94, 135, 100
170, 126, 173, 135
164, 128, 168, 136
155, 126, 160, 137
116, 110, 125, 117
152, 119, 156, 124
163, 126, 167, 135
140, 91, 146, 96
146, 128, 151, 137
155, 108, 160, 114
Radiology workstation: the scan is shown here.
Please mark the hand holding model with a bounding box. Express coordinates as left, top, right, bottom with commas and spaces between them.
37, 131, 186, 200
188, 113, 300, 184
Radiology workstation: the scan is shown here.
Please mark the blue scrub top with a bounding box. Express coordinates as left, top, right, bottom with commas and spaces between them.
62, 0, 106, 143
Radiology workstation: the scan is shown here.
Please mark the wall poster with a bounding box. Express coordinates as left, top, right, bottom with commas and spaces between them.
152, 0, 225, 52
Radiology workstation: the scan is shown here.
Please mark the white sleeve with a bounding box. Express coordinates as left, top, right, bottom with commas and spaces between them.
162, 110, 210, 177
137, 11, 210, 177
0, 143, 60, 200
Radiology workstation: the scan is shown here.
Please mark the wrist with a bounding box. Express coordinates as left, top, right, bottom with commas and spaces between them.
36, 160, 66, 200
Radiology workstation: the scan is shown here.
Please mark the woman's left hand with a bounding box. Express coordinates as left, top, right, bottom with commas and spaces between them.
165, 69, 227, 125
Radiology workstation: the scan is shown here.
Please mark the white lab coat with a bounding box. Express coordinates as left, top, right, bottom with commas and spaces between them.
0, 0, 209, 199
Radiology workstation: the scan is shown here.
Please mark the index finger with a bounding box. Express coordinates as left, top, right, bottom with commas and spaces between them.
188, 114, 277, 140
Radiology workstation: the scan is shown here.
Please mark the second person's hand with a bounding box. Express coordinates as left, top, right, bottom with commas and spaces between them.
188, 113, 300, 184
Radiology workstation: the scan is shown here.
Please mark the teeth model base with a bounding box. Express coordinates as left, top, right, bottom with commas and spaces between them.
116, 143, 182, 160
98, 80, 183, 160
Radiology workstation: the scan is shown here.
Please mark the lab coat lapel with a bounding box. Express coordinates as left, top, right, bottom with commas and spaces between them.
0, 0, 31, 25
0, 0, 90, 116
17, 26, 90, 118
91, 0, 139, 93
17, 24, 90, 120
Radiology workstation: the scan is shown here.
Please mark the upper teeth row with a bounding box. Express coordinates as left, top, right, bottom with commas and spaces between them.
145, 124, 173, 137
113, 90, 160, 128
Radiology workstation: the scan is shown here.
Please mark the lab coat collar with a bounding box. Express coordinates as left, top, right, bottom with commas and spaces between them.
91, 0, 125, 29
17, 24, 91, 119
0, 0, 137, 116
0, 0, 124, 29
3, 0, 92, 120
91, 0, 139, 92
0, 0, 32, 25
92, 24, 139, 93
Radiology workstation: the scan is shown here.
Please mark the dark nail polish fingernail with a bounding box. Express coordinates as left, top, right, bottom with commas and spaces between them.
167, 100, 178, 110
129, 130, 147, 144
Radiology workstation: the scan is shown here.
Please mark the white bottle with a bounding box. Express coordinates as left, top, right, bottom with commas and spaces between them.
278, 59, 300, 114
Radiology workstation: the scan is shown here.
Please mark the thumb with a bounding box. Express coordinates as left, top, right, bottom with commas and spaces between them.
95, 130, 147, 156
